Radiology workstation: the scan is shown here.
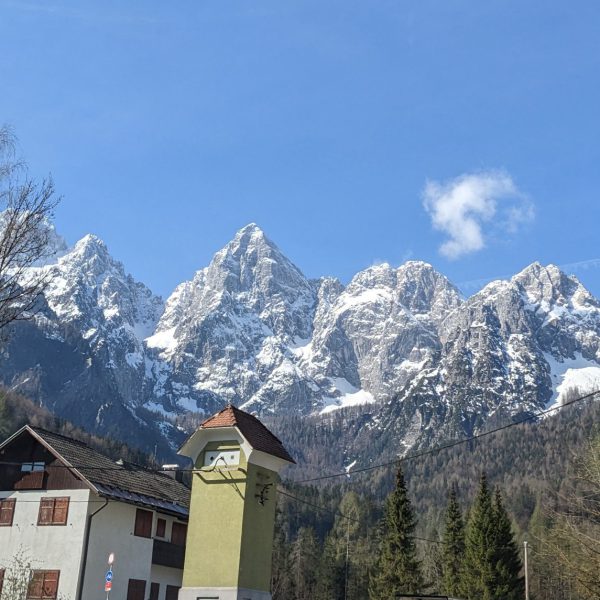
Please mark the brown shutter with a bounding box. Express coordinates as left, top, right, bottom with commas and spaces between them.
0, 499, 15, 526
0, 568, 5, 594
52, 498, 69, 525
28, 571, 44, 598
171, 522, 187, 546
42, 570, 59, 599
126, 579, 146, 600
38, 498, 54, 525
149, 582, 159, 600
165, 585, 180, 600
155, 518, 166, 538
134, 508, 152, 538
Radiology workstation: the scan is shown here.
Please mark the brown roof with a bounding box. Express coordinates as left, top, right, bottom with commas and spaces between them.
200, 404, 295, 464
25, 427, 190, 517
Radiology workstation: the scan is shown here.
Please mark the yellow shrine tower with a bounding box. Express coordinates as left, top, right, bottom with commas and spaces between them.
177, 404, 295, 600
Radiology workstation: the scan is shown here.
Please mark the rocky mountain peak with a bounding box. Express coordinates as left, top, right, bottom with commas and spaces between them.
510, 262, 600, 312
396, 260, 462, 317
208, 223, 311, 299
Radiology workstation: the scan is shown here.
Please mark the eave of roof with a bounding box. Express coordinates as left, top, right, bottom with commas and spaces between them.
196, 404, 295, 464
1, 426, 190, 514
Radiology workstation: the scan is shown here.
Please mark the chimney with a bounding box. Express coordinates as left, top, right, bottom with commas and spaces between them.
161, 464, 184, 483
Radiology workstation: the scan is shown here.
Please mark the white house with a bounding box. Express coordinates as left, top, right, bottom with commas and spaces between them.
0, 425, 190, 600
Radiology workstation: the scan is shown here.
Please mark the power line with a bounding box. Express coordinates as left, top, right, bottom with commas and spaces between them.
291, 388, 600, 484
0, 389, 596, 481
277, 486, 443, 545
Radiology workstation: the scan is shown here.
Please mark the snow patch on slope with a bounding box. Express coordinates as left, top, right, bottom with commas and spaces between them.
544, 352, 600, 410
320, 377, 376, 414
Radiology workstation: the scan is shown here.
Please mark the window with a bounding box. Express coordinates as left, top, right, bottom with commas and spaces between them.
149, 582, 159, 600
165, 585, 180, 600
126, 578, 146, 600
171, 521, 187, 546
134, 508, 152, 538
38, 497, 69, 526
21, 462, 45, 472
0, 498, 16, 526
0, 568, 4, 594
155, 517, 166, 538
27, 570, 59, 599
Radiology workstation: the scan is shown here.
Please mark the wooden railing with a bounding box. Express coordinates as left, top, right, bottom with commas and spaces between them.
152, 539, 185, 570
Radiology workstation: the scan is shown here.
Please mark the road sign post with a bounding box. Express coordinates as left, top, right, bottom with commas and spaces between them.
105, 553, 115, 600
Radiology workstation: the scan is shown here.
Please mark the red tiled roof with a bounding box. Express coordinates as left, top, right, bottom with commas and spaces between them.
200, 405, 295, 464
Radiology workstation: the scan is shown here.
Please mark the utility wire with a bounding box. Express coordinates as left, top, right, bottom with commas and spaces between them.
291, 388, 600, 484
0, 389, 596, 480
277, 487, 443, 545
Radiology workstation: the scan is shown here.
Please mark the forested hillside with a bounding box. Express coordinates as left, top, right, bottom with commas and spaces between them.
0, 387, 153, 466
272, 398, 600, 599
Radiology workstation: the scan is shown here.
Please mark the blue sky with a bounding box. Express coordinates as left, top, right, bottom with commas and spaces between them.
1, 0, 599, 298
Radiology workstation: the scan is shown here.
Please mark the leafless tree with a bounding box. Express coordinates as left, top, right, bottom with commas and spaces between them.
539, 436, 600, 600
0, 125, 60, 332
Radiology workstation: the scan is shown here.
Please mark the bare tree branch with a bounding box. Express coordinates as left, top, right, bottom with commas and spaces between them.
0, 125, 60, 333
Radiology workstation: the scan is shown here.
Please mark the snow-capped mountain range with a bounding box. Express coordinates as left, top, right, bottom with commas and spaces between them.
2, 223, 600, 454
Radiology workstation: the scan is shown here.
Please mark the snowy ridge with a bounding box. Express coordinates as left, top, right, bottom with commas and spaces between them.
2, 224, 600, 454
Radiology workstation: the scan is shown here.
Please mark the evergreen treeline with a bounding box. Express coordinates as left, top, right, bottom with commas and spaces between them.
273, 468, 526, 600
273, 400, 600, 600
0, 387, 154, 466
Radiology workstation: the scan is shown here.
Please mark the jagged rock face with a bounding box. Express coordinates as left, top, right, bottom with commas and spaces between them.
145, 224, 320, 413
369, 263, 600, 451
0, 230, 170, 453
302, 262, 461, 400
2, 223, 600, 457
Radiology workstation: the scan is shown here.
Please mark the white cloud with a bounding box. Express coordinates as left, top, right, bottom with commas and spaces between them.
423, 170, 533, 259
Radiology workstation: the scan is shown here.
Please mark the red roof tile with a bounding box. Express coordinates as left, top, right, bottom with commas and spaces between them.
200, 405, 295, 464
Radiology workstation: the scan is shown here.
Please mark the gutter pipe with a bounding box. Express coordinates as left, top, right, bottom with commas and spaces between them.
76, 496, 109, 600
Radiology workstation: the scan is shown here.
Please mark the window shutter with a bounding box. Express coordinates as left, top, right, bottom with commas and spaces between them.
134, 508, 152, 538
42, 570, 59, 599
52, 498, 69, 525
155, 518, 166, 538
165, 585, 180, 600
38, 498, 54, 525
171, 522, 187, 546
0, 568, 5, 594
126, 579, 146, 600
0, 499, 15, 526
28, 571, 44, 598
149, 582, 159, 600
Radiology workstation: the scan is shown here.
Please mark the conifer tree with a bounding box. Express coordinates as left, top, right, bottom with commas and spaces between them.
441, 484, 465, 597
462, 473, 496, 599
290, 527, 320, 600
316, 533, 344, 600
491, 489, 523, 600
369, 467, 423, 599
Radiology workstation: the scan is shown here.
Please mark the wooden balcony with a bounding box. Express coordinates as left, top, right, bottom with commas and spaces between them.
152, 539, 185, 570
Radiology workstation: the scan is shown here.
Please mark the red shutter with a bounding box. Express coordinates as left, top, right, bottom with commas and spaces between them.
52, 498, 69, 525
16, 469, 45, 490
171, 522, 187, 546
28, 571, 44, 598
126, 579, 146, 600
134, 509, 152, 538
165, 585, 180, 600
38, 498, 54, 525
0, 499, 15, 526
42, 571, 59, 599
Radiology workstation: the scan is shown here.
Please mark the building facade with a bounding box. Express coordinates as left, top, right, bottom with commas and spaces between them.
0, 426, 190, 600
178, 404, 295, 600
